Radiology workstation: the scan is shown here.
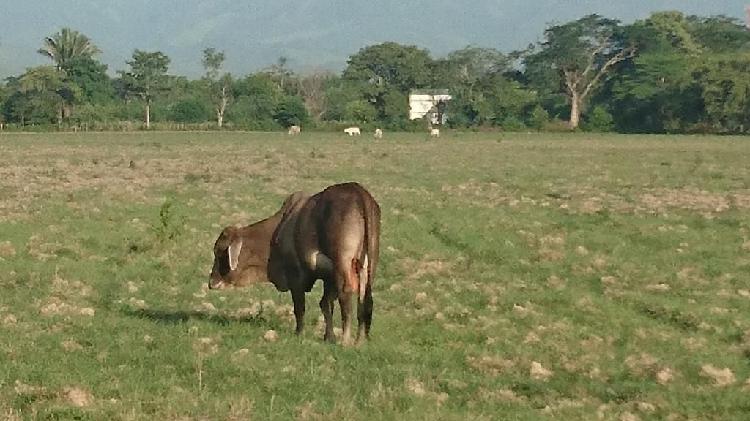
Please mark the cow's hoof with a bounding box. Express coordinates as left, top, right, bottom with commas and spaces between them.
341, 336, 356, 347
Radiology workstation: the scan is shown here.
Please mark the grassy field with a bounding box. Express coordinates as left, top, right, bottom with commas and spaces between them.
0, 131, 749, 420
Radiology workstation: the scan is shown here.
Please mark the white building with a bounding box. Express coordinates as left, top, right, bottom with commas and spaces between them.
408, 89, 452, 125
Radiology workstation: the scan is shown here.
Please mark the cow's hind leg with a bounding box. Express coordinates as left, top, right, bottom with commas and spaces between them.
339, 291, 354, 346
319, 280, 337, 342
358, 283, 373, 343
356, 256, 371, 344
291, 288, 306, 335
339, 259, 360, 346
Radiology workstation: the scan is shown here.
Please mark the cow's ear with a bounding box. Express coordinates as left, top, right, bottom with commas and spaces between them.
228, 237, 243, 271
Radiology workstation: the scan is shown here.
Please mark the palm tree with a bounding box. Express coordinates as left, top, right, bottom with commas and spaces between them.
37, 28, 99, 123
38, 28, 101, 72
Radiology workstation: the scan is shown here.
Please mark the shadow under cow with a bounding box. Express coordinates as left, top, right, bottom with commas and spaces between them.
123, 307, 270, 327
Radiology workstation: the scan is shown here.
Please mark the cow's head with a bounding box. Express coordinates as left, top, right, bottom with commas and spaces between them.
208, 225, 244, 290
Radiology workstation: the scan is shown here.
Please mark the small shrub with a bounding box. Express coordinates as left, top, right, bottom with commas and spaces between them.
542, 118, 573, 132
583, 106, 614, 132
152, 199, 183, 243
527, 105, 549, 130
274, 96, 309, 127
169, 99, 212, 123
499, 116, 526, 131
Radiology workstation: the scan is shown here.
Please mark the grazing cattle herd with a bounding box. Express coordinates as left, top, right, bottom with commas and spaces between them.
286, 125, 444, 139
209, 182, 381, 345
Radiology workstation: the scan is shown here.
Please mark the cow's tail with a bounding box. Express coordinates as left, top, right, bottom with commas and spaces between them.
358, 195, 380, 306
358, 254, 368, 305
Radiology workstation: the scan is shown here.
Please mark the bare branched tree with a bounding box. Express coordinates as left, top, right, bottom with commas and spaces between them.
297, 71, 334, 121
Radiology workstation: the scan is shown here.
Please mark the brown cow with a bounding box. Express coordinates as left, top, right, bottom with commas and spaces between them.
208, 183, 380, 345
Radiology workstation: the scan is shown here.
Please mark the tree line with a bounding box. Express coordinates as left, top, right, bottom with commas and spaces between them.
2, 11, 749, 134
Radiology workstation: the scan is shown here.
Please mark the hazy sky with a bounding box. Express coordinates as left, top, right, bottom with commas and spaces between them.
0, 1, 747, 78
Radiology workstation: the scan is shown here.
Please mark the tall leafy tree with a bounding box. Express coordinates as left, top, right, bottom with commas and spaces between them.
228, 73, 282, 129
639, 11, 703, 54
344, 42, 433, 93
38, 28, 101, 72
698, 54, 750, 133
433, 46, 534, 128
2, 78, 31, 125
436, 46, 508, 92
65, 56, 115, 104
343, 42, 433, 122
481, 73, 539, 128
686, 15, 750, 53
321, 77, 370, 122
119, 50, 171, 128
202, 47, 232, 127
610, 54, 702, 133
607, 12, 704, 133
273, 95, 309, 127
13, 66, 80, 126
525, 15, 636, 129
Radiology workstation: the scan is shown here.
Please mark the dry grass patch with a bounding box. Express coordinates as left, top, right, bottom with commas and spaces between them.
625, 353, 660, 378
0, 241, 16, 258
61, 339, 84, 352
404, 378, 448, 406
2, 313, 17, 326
400, 256, 454, 281
39, 297, 95, 317
440, 180, 511, 208
530, 361, 553, 381
63, 387, 94, 407
656, 367, 675, 385
699, 364, 736, 387
476, 387, 525, 403
466, 355, 515, 377
639, 188, 734, 215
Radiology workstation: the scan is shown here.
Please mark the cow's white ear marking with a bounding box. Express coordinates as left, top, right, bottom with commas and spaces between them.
228, 238, 243, 271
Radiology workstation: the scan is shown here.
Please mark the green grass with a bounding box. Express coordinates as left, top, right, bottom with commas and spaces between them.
1, 131, 749, 420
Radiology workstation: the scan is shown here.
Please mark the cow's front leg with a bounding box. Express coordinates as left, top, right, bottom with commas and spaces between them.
291, 288, 306, 335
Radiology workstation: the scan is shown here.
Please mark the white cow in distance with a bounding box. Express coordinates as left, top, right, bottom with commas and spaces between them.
374, 128, 383, 139
344, 127, 361, 136
288, 125, 301, 135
